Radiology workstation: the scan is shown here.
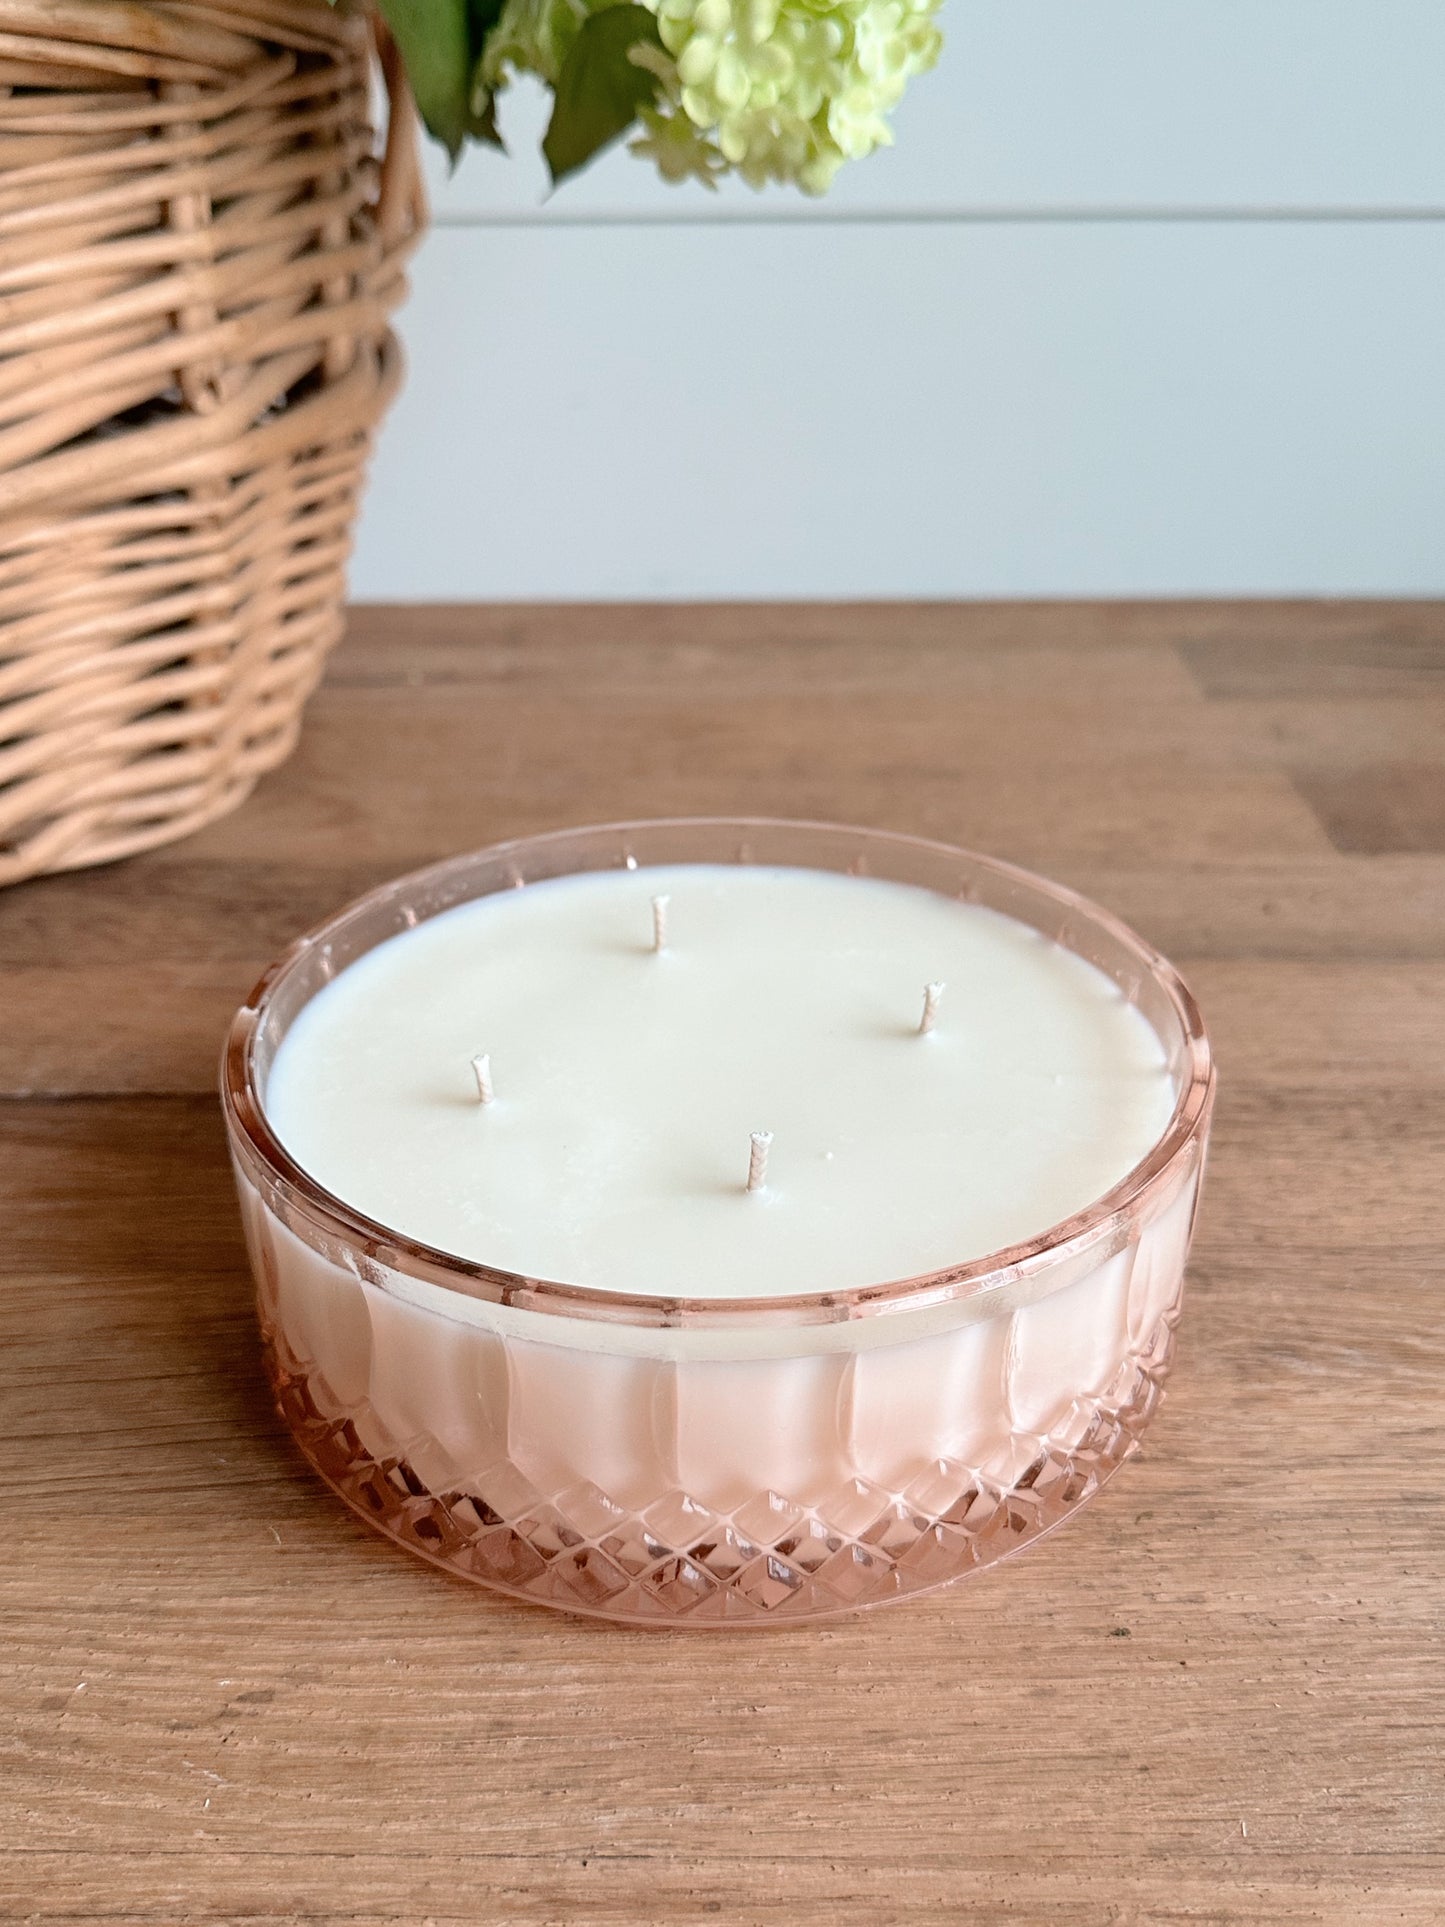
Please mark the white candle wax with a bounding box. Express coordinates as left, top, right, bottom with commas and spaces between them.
264, 865, 1175, 1298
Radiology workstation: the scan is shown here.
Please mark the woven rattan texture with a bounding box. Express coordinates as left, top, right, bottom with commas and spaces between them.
0, 0, 421, 886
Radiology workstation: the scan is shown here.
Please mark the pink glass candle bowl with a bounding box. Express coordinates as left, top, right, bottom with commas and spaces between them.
222, 820, 1214, 1627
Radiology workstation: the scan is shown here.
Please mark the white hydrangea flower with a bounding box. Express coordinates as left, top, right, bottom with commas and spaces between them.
655, 0, 940, 192
482, 0, 941, 191
628, 101, 728, 186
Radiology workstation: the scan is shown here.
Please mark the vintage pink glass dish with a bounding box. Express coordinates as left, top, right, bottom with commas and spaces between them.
222, 819, 1215, 1626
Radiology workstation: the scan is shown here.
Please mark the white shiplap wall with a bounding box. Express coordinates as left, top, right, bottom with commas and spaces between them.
351, 1, 1445, 599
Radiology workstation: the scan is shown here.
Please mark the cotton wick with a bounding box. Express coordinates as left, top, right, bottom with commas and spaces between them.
746, 1130, 774, 1194
471, 1053, 495, 1105
652, 894, 670, 955
919, 981, 945, 1036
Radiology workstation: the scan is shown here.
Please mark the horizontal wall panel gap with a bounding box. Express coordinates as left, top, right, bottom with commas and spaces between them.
433, 208, 1445, 232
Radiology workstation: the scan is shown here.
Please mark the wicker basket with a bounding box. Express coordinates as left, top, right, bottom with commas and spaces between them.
0, 0, 422, 887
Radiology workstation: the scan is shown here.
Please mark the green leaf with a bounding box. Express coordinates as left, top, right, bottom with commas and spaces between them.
542, 6, 665, 187
375, 0, 474, 159
465, 0, 506, 145
466, 0, 506, 50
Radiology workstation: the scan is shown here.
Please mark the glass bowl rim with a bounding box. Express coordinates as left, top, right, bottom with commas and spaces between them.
221, 817, 1214, 1332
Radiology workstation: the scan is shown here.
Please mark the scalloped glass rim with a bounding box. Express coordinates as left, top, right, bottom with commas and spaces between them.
222, 818, 1214, 1333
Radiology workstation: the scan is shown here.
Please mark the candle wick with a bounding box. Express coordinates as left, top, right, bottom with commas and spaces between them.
919, 981, 945, 1035
651, 894, 670, 955
471, 1053, 495, 1105
747, 1130, 773, 1194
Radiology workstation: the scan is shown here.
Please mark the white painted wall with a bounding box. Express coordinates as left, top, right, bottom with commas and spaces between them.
352, 1, 1445, 600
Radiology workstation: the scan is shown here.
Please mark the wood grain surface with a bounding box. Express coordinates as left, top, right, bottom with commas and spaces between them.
2, 602, 1442, 1926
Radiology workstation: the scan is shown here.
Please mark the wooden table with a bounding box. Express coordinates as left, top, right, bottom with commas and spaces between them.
3, 604, 1442, 1926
